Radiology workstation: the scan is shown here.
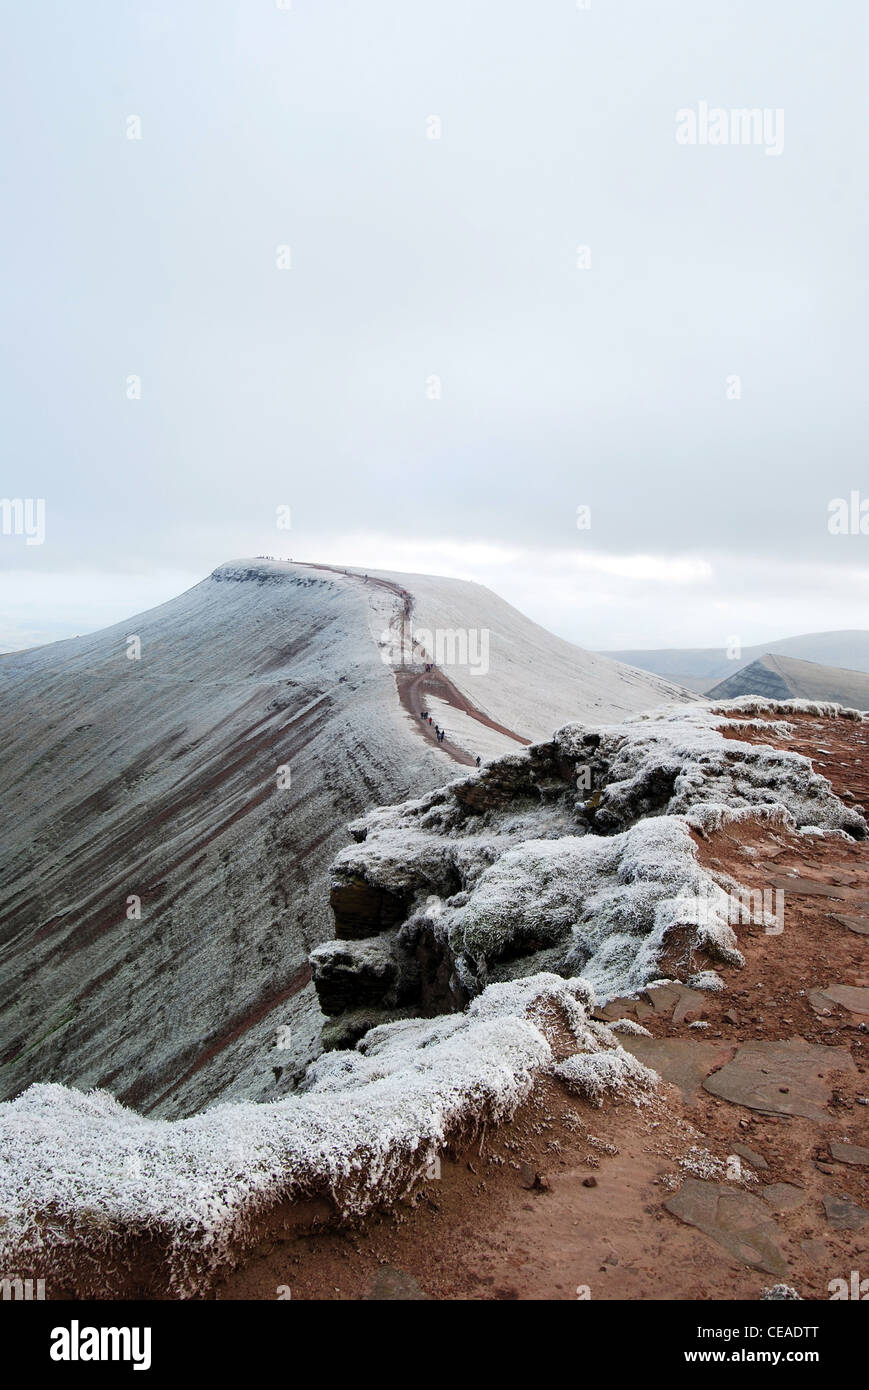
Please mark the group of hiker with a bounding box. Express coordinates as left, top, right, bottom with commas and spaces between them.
420, 708, 482, 766
422, 711, 447, 745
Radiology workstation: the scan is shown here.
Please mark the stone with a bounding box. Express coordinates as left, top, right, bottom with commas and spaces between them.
811, 984, 869, 1016
519, 1162, 537, 1189
831, 913, 869, 937
309, 935, 402, 1015
800, 1240, 827, 1262
664, 1178, 787, 1276
329, 877, 407, 939
673, 988, 707, 1024
643, 983, 683, 1015
829, 1140, 869, 1167
822, 1194, 869, 1231
519, 1163, 550, 1191
764, 875, 848, 899
762, 1183, 806, 1213
593, 995, 652, 1023
619, 1037, 735, 1102
732, 1143, 769, 1172
583, 1176, 597, 1188
365, 1266, 430, 1300
702, 1040, 856, 1122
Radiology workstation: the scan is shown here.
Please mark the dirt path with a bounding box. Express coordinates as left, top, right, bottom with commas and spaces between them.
295, 561, 530, 766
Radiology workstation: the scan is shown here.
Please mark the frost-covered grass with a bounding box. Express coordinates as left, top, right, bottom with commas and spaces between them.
0, 974, 631, 1296
552, 1049, 657, 1106
451, 816, 744, 999
711, 695, 867, 723
687, 971, 725, 992
555, 699, 866, 837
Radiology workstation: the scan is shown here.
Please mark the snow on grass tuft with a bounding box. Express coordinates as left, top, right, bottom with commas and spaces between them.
687, 970, 725, 992
552, 1049, 657, 1107
608, 1019, 653, 1037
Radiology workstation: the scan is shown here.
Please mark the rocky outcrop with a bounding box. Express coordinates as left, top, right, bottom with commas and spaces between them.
310, 701, 867, 1045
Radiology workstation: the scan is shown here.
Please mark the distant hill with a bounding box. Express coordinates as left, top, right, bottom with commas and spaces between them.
707, 653, 869, 709
604, 630, 869, 692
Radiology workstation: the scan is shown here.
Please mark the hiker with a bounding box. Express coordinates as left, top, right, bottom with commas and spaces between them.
475, 755, 481, 767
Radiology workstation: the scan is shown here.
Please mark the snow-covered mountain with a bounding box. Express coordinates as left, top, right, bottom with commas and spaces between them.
0, 559, 688, 1118
707, 654, 869, 709
362, 566, 691, 738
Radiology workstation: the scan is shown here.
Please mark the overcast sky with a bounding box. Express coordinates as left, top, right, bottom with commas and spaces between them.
2, 0, 867, 653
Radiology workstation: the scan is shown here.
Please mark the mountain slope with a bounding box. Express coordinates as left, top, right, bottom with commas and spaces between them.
348, 564, 692, 735
0, 560, 688, 1117
0, 563, 448, 1117
707, 653, 869, 709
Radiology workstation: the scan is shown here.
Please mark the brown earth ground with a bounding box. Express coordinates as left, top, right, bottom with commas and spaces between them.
212, 711, 869, 1301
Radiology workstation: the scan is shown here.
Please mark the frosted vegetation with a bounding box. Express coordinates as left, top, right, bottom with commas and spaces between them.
0, 975, 646, 1296
312, 699, 865, 1018
0, 697, 864, 1294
